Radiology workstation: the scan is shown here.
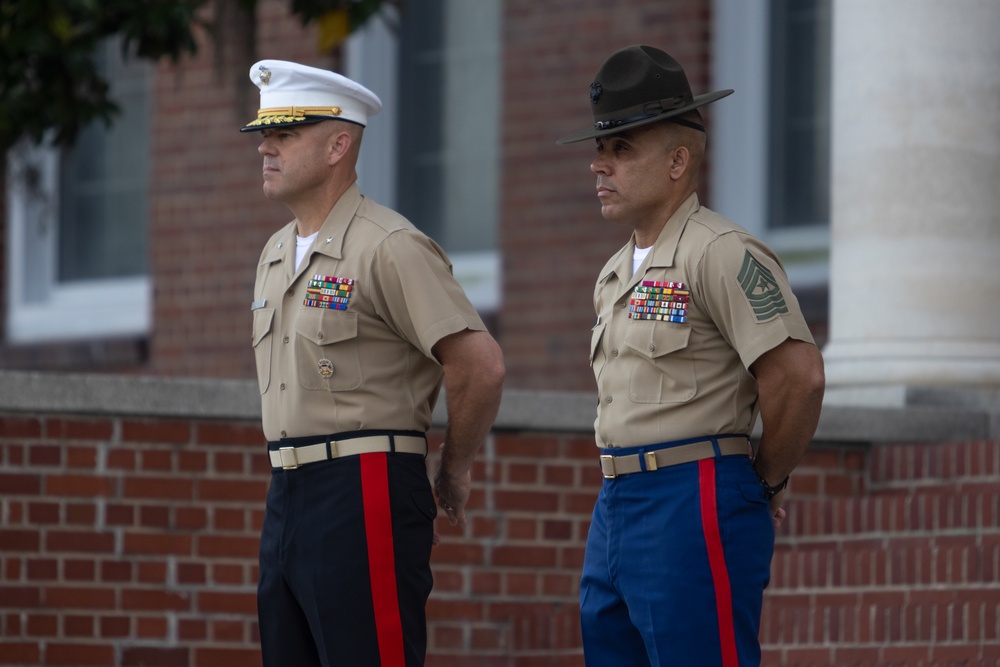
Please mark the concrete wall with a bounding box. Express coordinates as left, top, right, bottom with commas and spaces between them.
1, 372, 999, 666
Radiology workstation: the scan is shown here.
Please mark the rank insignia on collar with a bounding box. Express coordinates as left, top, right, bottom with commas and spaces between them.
737, 251, 789, 322
628, 280, 689, 322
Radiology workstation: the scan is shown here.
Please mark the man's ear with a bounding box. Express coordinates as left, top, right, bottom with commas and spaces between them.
328, 130, 353, 165
668, 145, 690, 181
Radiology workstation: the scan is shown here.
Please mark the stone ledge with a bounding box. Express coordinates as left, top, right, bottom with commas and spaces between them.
0, 370, 995, 443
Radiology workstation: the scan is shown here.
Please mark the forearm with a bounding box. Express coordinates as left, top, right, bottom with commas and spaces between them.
438, 366, 503, 478
750, 340, 825, 485
432, 330, 505, 479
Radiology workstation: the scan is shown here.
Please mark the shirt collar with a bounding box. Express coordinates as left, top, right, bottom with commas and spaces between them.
600, 192, 701, 291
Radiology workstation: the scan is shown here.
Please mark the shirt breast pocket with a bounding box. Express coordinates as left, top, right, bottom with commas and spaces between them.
295, 308, 363, 392
624, 322, 696, 404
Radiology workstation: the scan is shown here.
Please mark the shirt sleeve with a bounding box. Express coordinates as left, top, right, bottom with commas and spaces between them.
369, 228, 487, 357
695, 230, 815, 369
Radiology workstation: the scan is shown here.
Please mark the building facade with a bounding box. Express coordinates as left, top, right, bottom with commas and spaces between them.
2, 0, 999, 665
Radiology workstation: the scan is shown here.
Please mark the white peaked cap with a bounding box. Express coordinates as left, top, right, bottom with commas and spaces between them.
241, 59, 382, 131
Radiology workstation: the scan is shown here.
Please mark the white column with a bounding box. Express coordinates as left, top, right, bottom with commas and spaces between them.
823, 0, 1000, 406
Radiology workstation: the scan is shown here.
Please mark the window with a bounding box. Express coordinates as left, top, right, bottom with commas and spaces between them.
5, 38, 152, 343
767, 0, 832, 231
346, 0, 501, 312
711, 0, 831, 286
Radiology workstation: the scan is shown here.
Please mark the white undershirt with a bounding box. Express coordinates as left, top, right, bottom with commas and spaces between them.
632, 245, 652, 277
296, 231, 318, 270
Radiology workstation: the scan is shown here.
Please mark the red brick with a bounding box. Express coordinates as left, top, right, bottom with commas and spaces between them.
45, 530, 115, 554
136, 615, 169, 638
506, 518, 538, 540
212, 563, 245, 586
494, 433, 561, 458
494, 489, 560, 512
470, 570, 502, 596
122, 588, 191, 612
492, 545, 558, 568
100, 614, 132, 638
194, 647, 263, 667
178, 618, 208, 641
64, 613, 95, 637
107, 447, 137, 470
27, 502, 60, 524
26, 613, 57, 635
46, 586, 115, 610
432, 623, 465, 649
176, 506, 209, 530
542, 464, 576, 486
179, 450, 208, 471
46, 474, 115, 497
122, 420, 191, 444
197, 478, 267, 502
121, 646, 190, 667
543, 519, 573, 541
100, 560, 134, 583
63, 559, 96, 581
211, 618, 245, 642
140, 505, 171, 528
0, 417, 42, 438
196, 422, 264, 446
429, 541, 485, 565
137, 561, 169, 583
0, 642, 41, 662
105, 503, 136, 526
28, 445, 61, 466
214, 451, 246, 473
470, 625, 505, 651
45, 643, 115, 667
65, 502, 97, 525
198, 591, 256, 615
125, 532, 192, 556
141, 449, 175, 472
46, 418, 114, 441
197, 535, 259, 559
26, 558, 57, 580
122, 476, 193, 500
0, 472, 41, 494
178, 561, 207, 584
65, 445, 98, 468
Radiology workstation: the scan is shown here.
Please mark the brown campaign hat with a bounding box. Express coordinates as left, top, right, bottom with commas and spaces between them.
556, 45, 733, 144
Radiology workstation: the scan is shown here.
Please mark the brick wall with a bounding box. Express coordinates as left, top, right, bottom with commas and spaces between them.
2, 403, 998, 666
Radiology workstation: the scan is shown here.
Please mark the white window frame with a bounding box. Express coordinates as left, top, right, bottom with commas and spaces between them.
346, 1, 501, 313
711, 0, 830, 287
5, 140, 150, 345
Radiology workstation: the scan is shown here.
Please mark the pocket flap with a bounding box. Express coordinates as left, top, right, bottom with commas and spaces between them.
590, 322, 606, 363
252, 308, 274, 348
295, 308, 358, 346
624, 322, 691, 359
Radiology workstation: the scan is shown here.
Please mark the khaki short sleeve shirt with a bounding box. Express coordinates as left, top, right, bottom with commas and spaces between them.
251, 184, 486, 441
590, 193, 814, 449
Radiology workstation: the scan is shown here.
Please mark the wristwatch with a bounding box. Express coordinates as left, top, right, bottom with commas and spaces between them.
754, 470, 789, 500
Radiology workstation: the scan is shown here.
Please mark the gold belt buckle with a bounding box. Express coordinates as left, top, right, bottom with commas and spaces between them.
278, 446, 299, 470
600, 454, 616, 478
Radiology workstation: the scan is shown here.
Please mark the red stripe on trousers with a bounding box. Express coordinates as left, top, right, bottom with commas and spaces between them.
360, 453, 405, 666
698, 458, 739, 667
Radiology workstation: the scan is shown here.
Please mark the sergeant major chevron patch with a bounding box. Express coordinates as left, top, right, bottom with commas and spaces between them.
737, 250, 788, 322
